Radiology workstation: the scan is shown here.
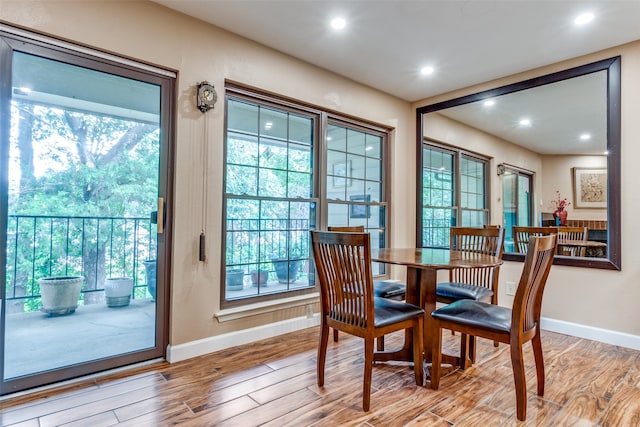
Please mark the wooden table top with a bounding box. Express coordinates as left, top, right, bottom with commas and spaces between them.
558, 239, 607, 248
370, 247, 503, 270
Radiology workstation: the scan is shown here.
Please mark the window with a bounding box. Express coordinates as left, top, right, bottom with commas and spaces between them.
500, 165, 533, 252
326, 122, 387, 275
420, 143, 488, 247
223, 87, 389, 305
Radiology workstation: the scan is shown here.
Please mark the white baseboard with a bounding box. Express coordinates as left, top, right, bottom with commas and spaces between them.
540, 317, 640, 350
166, 314, 321, 363
167, 314, 639, 363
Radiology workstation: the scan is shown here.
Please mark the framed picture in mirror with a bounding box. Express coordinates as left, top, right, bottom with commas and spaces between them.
573, 167, 607, 209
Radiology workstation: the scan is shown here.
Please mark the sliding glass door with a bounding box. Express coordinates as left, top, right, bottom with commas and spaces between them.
0, 30, 173, 394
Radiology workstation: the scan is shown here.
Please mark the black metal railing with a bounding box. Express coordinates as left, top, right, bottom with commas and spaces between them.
5, 214, 156, 313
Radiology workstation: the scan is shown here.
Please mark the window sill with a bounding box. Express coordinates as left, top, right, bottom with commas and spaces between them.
214, 292, 320, 323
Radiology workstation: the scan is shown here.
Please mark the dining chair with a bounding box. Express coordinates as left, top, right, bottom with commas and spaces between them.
311, 230, 424, 411
430, 234, 557, 421
436, 226, 505, 366
557, 226, 588, 256
327, 226, 406, 350
512, 226, 558, 254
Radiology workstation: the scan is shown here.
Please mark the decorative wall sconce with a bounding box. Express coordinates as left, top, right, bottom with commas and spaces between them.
196, 81, 217, 113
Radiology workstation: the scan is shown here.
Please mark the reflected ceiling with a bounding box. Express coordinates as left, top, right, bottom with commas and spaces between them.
436, 71, 607, 155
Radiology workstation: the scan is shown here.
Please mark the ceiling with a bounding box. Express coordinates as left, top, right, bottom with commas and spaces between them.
153, 0, 640, 102
152, 0, 639, 155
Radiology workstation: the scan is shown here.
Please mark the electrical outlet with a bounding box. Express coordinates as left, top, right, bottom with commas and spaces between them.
506, 281, 517, 296
306, 305, 314, 318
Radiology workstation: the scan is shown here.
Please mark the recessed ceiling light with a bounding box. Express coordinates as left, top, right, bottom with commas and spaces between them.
519, 118, 531, 126
365, 146, 373, 151
483, 99, 495, 107
574, 12, 594, 26
264, 122, 273, 129
420, 66, 435, 75
580, 133, 591, 140
330, 17, 346, 30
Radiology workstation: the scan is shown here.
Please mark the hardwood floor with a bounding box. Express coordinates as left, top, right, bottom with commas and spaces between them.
0, 327, 639, 426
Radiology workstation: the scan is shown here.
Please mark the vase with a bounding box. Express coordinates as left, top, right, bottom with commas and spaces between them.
555, 208, 568, 226
104, 277, 134, 307
39, 276, 84, 316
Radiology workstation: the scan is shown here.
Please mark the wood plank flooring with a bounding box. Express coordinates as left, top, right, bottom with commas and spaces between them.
0, 327, 639, 426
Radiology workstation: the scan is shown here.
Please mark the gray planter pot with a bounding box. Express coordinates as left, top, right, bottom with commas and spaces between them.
39, 276, 84, 316
226, 269, 245, 290
104, 277, 134, 307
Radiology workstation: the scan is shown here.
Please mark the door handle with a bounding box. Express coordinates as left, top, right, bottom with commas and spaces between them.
157, 197, 164, 234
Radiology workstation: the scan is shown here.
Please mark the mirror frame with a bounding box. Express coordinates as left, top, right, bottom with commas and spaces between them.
416, 56, 621, 270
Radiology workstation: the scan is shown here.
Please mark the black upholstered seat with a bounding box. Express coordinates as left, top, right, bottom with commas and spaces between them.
373, 280, 406, 299
432, 299, 510, 333
436, 282, 493, 302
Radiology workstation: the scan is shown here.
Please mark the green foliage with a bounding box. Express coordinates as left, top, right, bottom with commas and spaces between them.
7, 102, 159, 311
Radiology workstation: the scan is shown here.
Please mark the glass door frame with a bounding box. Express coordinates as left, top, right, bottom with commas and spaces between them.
0, 27, 174, 395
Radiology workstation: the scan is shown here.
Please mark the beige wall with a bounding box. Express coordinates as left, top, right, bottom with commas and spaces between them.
414, 41, 640, 337
2, 0, 639, 351
1, 1, 414, 346
541, 155, 607, 221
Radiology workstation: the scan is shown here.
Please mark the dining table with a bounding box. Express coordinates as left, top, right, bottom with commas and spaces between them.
557, 239, 607, 255
370, 247, 503, 369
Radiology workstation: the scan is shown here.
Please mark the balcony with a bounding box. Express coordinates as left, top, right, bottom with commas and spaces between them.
4, 214, 157, 379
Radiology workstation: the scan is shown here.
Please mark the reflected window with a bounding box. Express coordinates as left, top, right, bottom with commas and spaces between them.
421, 143, 488, 247
501, 166, 533, 252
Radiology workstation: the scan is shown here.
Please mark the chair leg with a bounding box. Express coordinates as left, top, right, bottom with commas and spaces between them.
430, 325, 443, 389
376, 335, 385, 351
318, 323, 329, 387
510, 342, 527, 421
532, 331, 545, 397
333, 328, 339, 342
459, 333, 473, 369
412, 320, 424, 386
363, 337, 375, 411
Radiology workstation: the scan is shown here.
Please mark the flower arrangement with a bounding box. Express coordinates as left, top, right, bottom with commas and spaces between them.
551, 190, 571, 211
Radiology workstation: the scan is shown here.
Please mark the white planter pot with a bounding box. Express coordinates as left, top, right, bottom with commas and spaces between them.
104, 277, 134, 307
39, 276, 84, 316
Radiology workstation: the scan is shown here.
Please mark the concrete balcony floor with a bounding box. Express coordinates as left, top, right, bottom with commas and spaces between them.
4, 299, 156, 379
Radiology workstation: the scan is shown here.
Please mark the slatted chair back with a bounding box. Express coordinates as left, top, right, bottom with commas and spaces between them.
312, 231, 373, 333
557, 226, 588, 256
448, 226, 505, 291
512, 226, 558, 254
515, 234, 558, 336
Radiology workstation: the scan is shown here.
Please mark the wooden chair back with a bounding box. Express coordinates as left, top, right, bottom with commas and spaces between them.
513, 234, 558, 336
512, 226, 558, 254
448, 227, 505, 295
312, 231, 374, 333
328, 225, 365, 232
557, 226, 588, 256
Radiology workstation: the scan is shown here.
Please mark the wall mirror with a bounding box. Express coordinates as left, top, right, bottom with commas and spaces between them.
416, 57, 620, 270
